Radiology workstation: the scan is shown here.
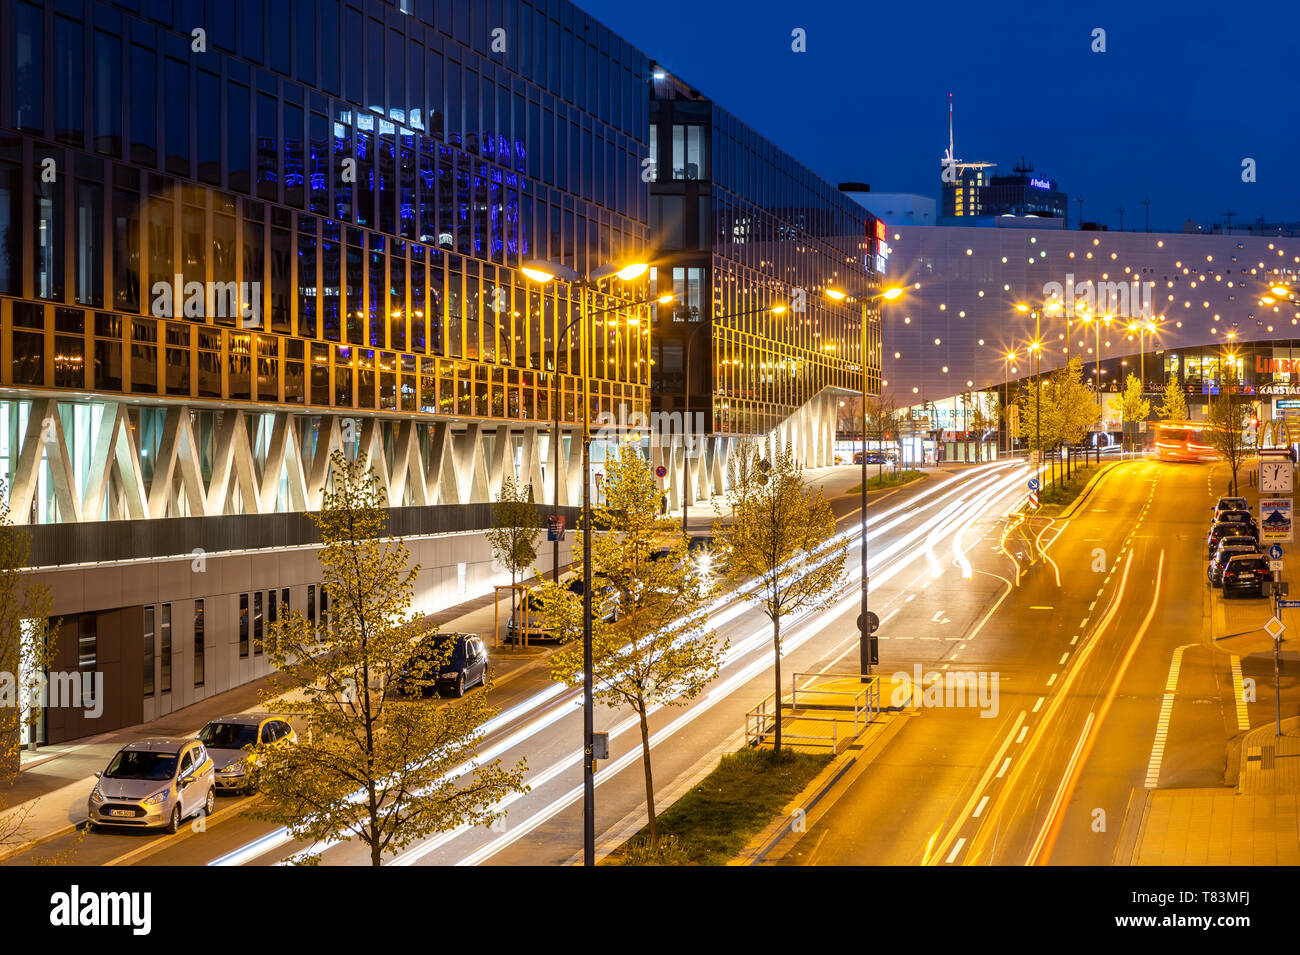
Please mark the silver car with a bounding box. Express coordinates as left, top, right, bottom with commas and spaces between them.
197, 714, 296, 793
87, 737, 215, 833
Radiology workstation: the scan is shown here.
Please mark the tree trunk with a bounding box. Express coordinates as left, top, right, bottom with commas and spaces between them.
638, 703, 657, 844
772, 615, 782, 754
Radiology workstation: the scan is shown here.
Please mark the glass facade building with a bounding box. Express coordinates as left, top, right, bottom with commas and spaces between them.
647, 73, 882, 437
1, 0, 655, 526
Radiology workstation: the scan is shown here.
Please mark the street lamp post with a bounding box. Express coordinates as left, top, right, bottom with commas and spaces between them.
522, 258, 661, 868
828, 284, 904, 678
1003, 350, 1017, 456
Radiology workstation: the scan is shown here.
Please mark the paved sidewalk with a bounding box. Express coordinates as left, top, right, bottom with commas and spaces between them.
0, 583, 557, 863
1119, 716, 1300, 865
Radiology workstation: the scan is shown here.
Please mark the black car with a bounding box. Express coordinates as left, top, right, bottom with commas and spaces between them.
396, 633, 487, 697
1222, 555, 1271, 598
1208, 538, 1260, 585
1207, 521, 1255, 557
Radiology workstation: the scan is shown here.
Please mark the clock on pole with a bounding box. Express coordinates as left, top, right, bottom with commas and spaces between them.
1260, 459, 1294, 494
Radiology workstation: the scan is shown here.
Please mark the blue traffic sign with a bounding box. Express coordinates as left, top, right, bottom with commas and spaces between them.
1028, 478, 1041, 491
1270, 544, 1285, 560
1279, 600, 1300, 609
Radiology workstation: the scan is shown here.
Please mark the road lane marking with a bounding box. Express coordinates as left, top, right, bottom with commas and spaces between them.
1058, 653, 1069, 665
996, 757, 1012, 778
1026, 712, 1096, 866
1046, 673, 1057, 686
1144, 644, 1192, 788
972, 796, 990, 818
1015, 726, 1028, 743
1032, 697, 1044, 712
1230, 654, 1250, 731
944, 838, 967, 864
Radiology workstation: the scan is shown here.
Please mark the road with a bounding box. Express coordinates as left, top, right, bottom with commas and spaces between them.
781, 457, 1299, 866
8, 458, 1043, 866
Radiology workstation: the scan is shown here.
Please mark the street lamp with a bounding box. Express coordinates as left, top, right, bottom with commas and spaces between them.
1002, 348, 1018, 456
826, 283, 907, 679
522, 257, 659, 868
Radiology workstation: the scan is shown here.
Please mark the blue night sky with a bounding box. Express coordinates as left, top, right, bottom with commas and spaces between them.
577, 0, 1300, 232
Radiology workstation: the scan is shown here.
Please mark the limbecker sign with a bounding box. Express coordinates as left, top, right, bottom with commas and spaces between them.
1258, 356, 1300, 374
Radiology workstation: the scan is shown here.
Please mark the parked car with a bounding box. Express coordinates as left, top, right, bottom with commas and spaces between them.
1207, 521, 1255, 557
1208, 538, 1260, 586
396, 632, 488, 697
87, 738, 215, 833
1222, 554, 1271, 598
1216, 509, 1258, 532
1212, 497, 1250, 521
198, 714, 296, 793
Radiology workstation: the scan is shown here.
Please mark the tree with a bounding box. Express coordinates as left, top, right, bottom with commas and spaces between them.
0, 487, 56, 851
253, 451, 527, 865
1118, 373, 1151, 454
548, 444, 723, 845
712, 445, 846, 754
863, 393, 903, 480
485, 476, 543, 644
1158, 372, 1188, 422
1206, 364, 1255, 496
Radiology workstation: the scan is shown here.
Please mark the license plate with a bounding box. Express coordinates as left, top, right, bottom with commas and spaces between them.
109, 809, 135, 817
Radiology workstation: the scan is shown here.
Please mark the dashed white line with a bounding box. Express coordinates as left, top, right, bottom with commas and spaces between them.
972, 796, 990, 818
1033, 697, 1045, 713
996, 757, 1012, 778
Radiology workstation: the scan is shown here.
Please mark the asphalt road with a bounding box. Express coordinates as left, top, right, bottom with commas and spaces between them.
11, 458, 1042, 866
782, 457, 1299, 867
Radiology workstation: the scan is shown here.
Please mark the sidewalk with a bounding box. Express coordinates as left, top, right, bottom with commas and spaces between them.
0, 583, 557, 863
1117, 716, 1300, 865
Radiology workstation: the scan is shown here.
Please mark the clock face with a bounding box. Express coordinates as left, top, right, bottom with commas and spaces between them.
1262, 462, 1293, 492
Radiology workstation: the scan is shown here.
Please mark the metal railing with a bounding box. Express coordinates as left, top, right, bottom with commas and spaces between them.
744, 672, 880, 752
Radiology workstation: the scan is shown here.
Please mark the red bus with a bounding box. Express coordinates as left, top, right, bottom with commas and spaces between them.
1154, 422, 1220, 462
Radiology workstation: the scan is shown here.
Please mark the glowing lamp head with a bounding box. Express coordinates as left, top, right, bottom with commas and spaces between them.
825, 288, 848, 301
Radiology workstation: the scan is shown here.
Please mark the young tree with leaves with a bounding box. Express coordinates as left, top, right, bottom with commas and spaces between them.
1118, 373, 1152, 455
548, 444, 723, 845
1158, 372, 1188, 422
712, 446, 846, 754
253, 451, 527, 865
0, 488, 56, 851
1206, 364, 1255, 496
485, 476, 543, 644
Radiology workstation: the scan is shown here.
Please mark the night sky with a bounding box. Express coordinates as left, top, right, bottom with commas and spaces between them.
577, 0, 1300, 232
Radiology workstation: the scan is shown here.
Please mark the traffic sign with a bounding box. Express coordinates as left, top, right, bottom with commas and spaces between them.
1028, 478, 1041, 492
1265, 616, 1287, 640
654, 465, 668, 478
1280, 600, 1300, 609
1028, 491, 1039, 509
1270, 544, 1285, 560
857, 611, 880, 635
1271, 560, 1284, 573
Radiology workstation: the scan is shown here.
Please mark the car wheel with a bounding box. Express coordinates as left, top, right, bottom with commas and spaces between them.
167, 804, 182, 834
479, 666, 488, 689
456, 675, 465, 697
204, 787, 216, 817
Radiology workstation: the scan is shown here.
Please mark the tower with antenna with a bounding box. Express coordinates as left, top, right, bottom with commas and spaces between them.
940, 94, 995, 219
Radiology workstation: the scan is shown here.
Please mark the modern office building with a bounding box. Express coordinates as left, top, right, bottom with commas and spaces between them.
644, 70, 882, 507
1, 0, 879, 744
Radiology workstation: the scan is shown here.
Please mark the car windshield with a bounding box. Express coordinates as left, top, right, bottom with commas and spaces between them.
198, 722, 259, 750
104, 750, 179, 780
1221, 512, 1252, 522
1213, 524, 1248, 535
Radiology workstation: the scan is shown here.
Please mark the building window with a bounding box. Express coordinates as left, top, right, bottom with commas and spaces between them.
194, 599, 205, 687
78, 613, 98, 714
672, 125, 705, 181
239, 593, 249, 657
143, 605, 155, 698
159, 603, 172, 694
253, 591, 264, 655
307, 583, 316, 637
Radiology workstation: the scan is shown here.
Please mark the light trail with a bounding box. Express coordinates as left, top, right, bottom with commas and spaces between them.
212, 462, 1030, 867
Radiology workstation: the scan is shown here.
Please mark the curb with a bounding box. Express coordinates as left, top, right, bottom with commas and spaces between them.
730, 702, 915, 866
1053, 460, 1121, 520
